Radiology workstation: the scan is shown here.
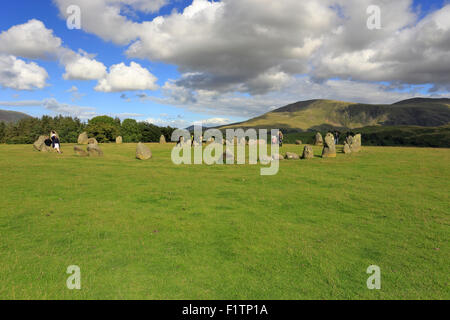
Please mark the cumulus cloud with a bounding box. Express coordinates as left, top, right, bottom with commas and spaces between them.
53, 0, 450, 97
157, 76, 450, 118
146, 117, 189, 129
61, 51, 107, 80
0, 98, 97, 119
194, 117, 230, 126
95, 62, 159, 92
0, 19, 62, 59
0, 55, 48, 90
0, 20, 108, 85
53, 0, 168, 44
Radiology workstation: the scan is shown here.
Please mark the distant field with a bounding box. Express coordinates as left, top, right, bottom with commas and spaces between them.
0, 143, 448, 299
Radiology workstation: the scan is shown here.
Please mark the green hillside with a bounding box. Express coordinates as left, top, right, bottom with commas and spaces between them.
220, 98, 450, 131
0, 109, 31, 123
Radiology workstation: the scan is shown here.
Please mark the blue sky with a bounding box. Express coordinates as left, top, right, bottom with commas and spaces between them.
0, 0, 449, 127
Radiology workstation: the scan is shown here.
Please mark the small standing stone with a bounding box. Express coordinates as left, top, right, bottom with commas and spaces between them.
343, 142, 352, 154
322, 133, 336, 158
88, 138, 98, 145
285, 152, 300, 160
160, 135, 166, 144
315, 132, 323, 146
301, 145, 314, 159
33, 135, 49, 151
78, 132, 89, 145
136, 142, 152, 160
116, 136, 123, 144
74, 146, 88, 157
87, 144, 103, 157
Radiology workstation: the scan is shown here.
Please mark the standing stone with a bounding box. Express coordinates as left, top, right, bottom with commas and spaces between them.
74, 145, 88, 157
272, 154, 284, 161
160, 135, 166, 144
285, 152, 300, 160
350, 134, 362, 153
301, 145, 314, 159
322, 133, 336, 158
116, 136, 123, 144
343, 142, 352, 154
78, 132, 89, 145
88, 138, 98, 145
33, 135, 49, 151
221, 150, 234, 163
295, 140, 303, 145
87, 144, 103, 157
259, 155, 272, 164
315, 132, 323, 146
136, 142, 152, 160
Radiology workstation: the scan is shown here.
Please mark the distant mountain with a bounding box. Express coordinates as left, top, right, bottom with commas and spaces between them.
0, 110, 31, 123
218, 98, 450, 131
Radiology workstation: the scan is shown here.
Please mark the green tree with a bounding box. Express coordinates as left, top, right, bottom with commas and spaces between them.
86, 116, 120, 143
0, 121, 5, 143
121, 119, 142, 142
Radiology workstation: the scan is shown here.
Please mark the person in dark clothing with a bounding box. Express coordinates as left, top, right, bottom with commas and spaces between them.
50, 131, 61, 153
278, 131, 284, 147
334, 131, 340, 145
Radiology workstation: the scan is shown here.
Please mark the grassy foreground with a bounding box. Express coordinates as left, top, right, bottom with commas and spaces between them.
0, 143, 448, 299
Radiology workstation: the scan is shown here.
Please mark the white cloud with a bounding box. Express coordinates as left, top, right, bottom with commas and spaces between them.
62, 52, 107, 80
0, 19, 62, 59
53, 0, 450, 96
0, 98, 97, 119
157, 76, 450, 118
194, 117, 230, 126
95, 62, 159, 92
53, 0, 168, 44
0, 55, 48, 90
0, 20, 108, 85
146, 117, 189, 129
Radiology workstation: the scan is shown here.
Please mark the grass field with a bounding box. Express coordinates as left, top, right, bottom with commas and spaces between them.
0, 143, 448, 299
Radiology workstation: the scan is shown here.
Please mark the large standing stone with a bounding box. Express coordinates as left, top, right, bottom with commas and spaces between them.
343, 142, 352, 154
88, 138, 98, 145
322, 133, 336, 158
285, 152, 300, 160
301, 145, 314, 159
315, 132, 323, 146
160, 135, 166, 144
350, 134, 362, 153
136, 142, 152, 160
116, 136, 123, 144
74, 145, 88, 157
87, 144, 103, 157
33, 135, 49, 151
78, 132, 89, 145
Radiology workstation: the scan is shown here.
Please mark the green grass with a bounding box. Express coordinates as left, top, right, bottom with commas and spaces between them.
0, 143, 448, 299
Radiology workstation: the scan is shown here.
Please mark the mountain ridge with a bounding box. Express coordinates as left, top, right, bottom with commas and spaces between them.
218, 98, 450, 131
0, 109, 32, 123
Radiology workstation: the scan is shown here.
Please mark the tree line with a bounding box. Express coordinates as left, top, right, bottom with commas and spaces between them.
0, 115, 176, 144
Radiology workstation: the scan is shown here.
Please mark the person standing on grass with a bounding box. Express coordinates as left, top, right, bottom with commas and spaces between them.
50, 131, 61, 153
334, 130, 340, 145
278, 131, 283, 147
